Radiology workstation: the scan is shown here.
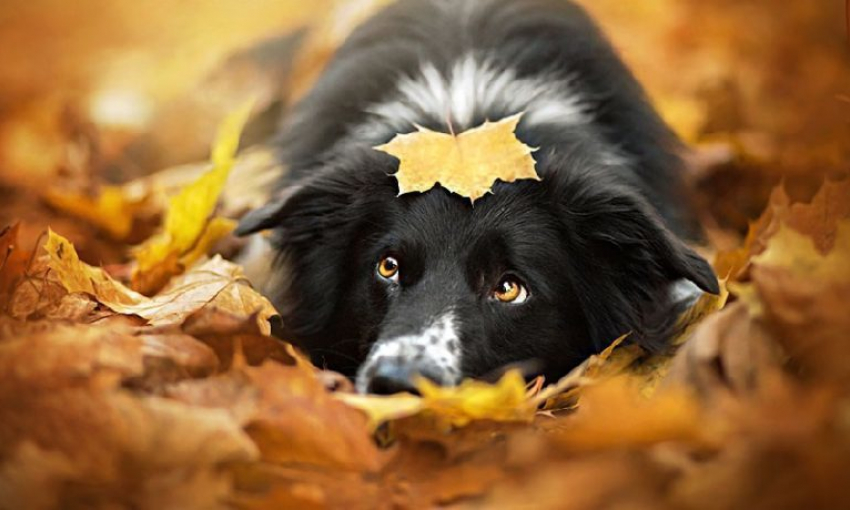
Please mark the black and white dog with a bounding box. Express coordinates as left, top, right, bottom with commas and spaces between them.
236, 0, 719, 394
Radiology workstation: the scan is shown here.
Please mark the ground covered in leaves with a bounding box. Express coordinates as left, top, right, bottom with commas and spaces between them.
1, 1, 850, 509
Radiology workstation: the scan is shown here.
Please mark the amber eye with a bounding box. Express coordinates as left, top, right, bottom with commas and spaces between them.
377, 256, 400, 281
493, 277, 528, 304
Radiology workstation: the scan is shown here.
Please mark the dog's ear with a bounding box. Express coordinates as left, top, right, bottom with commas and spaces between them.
572, 187, 718, 295
549, 166, 719, 295
233, 151, 398, 337
235, 146, 397, 236
235, 185, 305, 236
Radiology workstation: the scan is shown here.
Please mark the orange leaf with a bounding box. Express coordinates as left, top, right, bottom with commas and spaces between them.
0, 224, 32, 311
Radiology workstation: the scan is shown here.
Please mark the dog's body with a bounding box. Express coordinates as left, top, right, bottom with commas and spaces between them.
237, 0, 719, 393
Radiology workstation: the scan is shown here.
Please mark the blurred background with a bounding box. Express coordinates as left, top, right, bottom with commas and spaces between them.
0, 0, 847, 258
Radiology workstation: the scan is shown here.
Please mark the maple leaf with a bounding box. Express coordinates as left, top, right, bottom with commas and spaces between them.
45, 228, 148, 308
746, 221, 850, 384
131, 101, 252, 295
375, 114, 540, 203
752, 221, 850, 282
339, 369, 534, 431
45, 230, 277, 331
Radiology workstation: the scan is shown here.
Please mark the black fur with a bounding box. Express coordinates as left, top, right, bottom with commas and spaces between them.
238, 0, 719, 388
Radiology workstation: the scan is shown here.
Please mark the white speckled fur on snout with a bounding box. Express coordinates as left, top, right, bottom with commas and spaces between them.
355, 311, 463, 393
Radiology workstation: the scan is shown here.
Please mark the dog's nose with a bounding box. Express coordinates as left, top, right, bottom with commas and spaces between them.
366, 361, 442, 395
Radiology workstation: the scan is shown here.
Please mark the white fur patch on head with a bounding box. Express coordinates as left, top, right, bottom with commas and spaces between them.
353, 53, 591, 144
355, 311, 463, 393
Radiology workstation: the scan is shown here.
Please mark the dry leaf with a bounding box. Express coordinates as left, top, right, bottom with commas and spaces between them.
131, 101, 252, 294
746, 221, 850, 384
45, 228, 148, 309
335, 393, 425, 432
664, 302, 785, 399
338, 370, 535, 431
135, 256, 278, 331
45, 229, 276, 330
416, 369, 534, 428
42, 185, 153, 240
752, 221, 850, 282
375, 114, 539, 203
170, 362, 380, 472
550, 377, 710, 452
533, 334, 631, 411
0, 223, 32, 311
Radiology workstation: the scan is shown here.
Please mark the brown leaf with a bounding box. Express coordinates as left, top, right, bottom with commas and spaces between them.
747, 222, 850, 384
480, 451, 676, 510
181, 307, 296, 369
0, 223, 34, 312
0, 394, 257, 510
167, 362, 380, 472
0, 320, 256, 510
664, 302, 786, 399
44, 228, 278, 330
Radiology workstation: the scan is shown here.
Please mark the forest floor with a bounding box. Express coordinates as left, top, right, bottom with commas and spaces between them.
1, 1, 849, 509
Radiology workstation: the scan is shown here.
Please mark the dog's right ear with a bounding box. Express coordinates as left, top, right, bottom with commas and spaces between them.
234, 185, 304, 236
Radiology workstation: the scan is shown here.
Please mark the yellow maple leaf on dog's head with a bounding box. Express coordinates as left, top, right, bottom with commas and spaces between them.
375, 114, 540, 203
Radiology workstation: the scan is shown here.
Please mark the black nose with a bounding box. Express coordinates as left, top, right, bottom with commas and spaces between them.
367, 363, 421, 395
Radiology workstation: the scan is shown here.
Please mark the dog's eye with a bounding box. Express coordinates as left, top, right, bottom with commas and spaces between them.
493, 277, 528, 304
377, 256, 400, 281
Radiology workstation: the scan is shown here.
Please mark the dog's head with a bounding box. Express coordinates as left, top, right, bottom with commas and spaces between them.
237, 146, 718, 394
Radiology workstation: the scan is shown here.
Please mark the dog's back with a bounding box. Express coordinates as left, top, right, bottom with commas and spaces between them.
239, 0, 718, 392
278, 0, 699, 238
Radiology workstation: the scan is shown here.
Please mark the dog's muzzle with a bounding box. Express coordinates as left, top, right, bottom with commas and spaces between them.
355, 312, 463, 394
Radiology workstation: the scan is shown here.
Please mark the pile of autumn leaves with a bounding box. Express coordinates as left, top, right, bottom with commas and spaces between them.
1, 102, 850, 509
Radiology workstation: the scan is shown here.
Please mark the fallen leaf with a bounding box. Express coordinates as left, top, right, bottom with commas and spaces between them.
0, 394, 257, 510
179, 216, 238, 267
550, 377, 711, 452
752, 221, 850, 282
181, 307, 296, 369
664, 302, 786, 399
533, 334, 631, 411
0, 317, 256, 510
45, 228, 148, 309
417, 369, 535, 428
0, 223, 33, 311
375, 114, 539, 203
337, 370, 535, 432
747, 221, 850, 384
131, 101, 252, 294
481, 452, 675, 510
45, 229, 277, 330
134, 256, 278, 331
169, 362, 380, 472
42, 185, 153, 240
715, 179, 850, 280
335, 392, 425, 432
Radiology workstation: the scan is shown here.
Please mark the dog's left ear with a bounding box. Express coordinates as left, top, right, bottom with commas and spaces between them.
235, 184, 305, 236
235, 185, 305, 236
560, 181, 719, 295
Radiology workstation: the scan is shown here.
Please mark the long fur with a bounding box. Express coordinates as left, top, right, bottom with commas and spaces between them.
237, 0, 719, 391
